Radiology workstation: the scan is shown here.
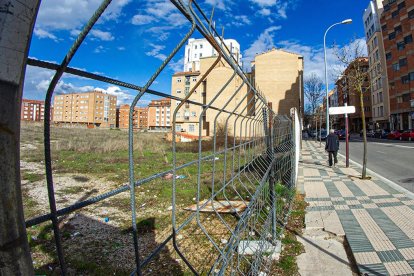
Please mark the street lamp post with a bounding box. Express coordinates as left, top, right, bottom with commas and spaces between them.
324, 18, 352, 132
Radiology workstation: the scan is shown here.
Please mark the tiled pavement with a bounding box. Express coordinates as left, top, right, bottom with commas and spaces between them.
298, 140, 414, 276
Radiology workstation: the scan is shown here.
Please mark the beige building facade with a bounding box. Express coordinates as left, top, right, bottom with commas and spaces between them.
252, 49, 304, 117
171, 57, 249, 138
53, 91, 117, 128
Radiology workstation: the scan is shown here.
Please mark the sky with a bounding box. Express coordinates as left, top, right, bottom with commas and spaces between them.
24, 0, 370, 106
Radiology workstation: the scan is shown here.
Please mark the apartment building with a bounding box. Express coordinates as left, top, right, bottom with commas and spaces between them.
183, 37, 242, 72
252, 48, 304, 117
171, 56, 248, 138
117, 104, 148, 130
147, 98, 171, 130
21, 99, 48, 121
380, 0, 414, 130
363, 0, 391, 130
53, 91, 117, 128
335, 58, 372, 132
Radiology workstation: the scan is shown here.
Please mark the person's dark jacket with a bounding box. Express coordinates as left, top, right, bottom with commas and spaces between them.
325, 133, 339, 152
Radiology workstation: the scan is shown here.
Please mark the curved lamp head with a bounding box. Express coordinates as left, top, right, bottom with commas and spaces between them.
341, 19, 353, 24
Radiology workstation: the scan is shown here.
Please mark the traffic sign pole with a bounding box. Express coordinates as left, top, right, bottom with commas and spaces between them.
345, 103, 349, 167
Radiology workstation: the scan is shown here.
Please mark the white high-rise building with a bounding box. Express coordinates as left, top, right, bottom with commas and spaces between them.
183, 37, 242, 71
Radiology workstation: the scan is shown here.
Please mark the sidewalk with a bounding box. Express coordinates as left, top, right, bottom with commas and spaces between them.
297, 140, 414, 275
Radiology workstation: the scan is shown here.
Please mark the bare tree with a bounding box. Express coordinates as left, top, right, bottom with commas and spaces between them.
304, 73, 325, 117
334, 39, 371, 179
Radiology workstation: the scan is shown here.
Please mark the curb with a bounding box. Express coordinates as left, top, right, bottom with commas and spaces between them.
337, 152, 414, 200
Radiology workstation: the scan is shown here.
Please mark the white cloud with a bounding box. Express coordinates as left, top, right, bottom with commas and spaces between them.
145, 44, 167, 60
243, 26, 282, 65
230, 15, 252, 27
117, 46, 126, 51
131, 0, 188, 41
93, 45, 107, 53
258, 8, 271, 16
34, 0, 130, 38
33, 28, 59, 41
131, 14, 156, 25
276, 38, 368, 87
168, 58, 184, 73
90, 29, 114, 41
205, 0, 230, 10
250, 0, 276, 7
95, 86, 136, 105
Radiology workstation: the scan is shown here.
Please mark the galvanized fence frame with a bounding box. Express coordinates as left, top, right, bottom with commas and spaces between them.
24, 0, 300, 275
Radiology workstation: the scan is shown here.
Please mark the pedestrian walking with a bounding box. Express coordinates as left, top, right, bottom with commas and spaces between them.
325, 129, 339, 167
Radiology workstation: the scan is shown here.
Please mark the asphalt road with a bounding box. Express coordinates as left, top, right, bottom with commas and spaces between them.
336, 136, 414, 192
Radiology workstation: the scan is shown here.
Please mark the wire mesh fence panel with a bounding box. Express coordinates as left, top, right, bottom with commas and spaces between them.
23, 0, 299, 275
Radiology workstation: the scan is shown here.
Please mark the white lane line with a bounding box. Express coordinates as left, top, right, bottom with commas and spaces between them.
371, 142, 414, 149
352, 138, 414, 149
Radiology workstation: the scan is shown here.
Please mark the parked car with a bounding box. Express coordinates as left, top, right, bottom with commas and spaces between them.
374, 129, 390, 139
367, 129, 375, 138
317, 130, 328, 140
400, 129, 414, 141
335, 129, 349, 140
387, 130, 402, 140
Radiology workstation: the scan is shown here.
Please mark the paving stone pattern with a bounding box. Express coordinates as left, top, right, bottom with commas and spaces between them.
299, 140, 414, 276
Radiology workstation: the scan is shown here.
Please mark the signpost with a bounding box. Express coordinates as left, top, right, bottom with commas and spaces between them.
329, 104, 355, 167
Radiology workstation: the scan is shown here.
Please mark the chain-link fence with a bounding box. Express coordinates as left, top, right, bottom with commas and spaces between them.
22, 0, 300, 274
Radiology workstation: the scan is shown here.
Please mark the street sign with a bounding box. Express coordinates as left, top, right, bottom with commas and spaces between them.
329, 105, 356, 115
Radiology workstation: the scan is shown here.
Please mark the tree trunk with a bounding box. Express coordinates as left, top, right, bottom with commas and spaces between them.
359, 92, 368, 179
0, 0, 40, 274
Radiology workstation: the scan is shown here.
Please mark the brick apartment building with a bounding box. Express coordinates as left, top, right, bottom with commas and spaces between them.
21, 99, 51, 121
380, 0, 414, 130
364, 0, 391, 130
147, 98, 171, 131
335, 58, 372, 132
53, 91, 117, 128
117, 104, 148, 130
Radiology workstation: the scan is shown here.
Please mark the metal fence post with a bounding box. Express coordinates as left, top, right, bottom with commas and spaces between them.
267, 103, 277, 243
0, 0, 40, 274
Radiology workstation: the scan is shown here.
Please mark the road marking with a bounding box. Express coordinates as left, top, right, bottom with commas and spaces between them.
352, 139, 414, 149
376, 151, 386, 154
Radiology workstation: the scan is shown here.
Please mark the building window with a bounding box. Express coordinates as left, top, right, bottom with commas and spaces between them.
192, 77, 197, 82
399, 58, 407, 67
392, 10, 399, 18
200, 44, 203, 49
194, 45, 197, 49
398, 1, 405, 10
397, 41, 405, 50
389, 32, 396, 40
191, 111, 196, 117
401, 75, 409, 84
194, 53, 197, 58
381, 24, 387, 31
176, 89, 181, 94
177, 78, 182, 83
404, 34, 413, 44
394, 25, 402, 34
393, 63, 400, 71
409, 9, 414, 19
409, 72, 414, 81
199, 53, 202, 58
189, 124, 195, 132
386, 52, 392, 60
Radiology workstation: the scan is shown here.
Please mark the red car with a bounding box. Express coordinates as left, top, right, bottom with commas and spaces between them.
401, 129, 414, 141
387, 130, 402, 140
